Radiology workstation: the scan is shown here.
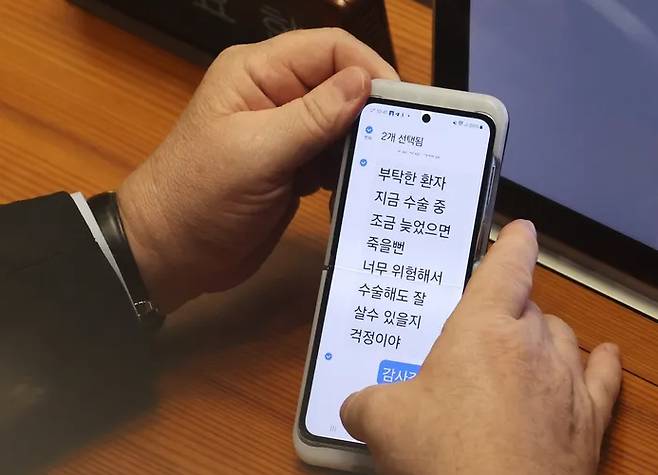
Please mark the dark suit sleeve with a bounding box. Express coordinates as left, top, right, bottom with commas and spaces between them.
0, 192, 154, 472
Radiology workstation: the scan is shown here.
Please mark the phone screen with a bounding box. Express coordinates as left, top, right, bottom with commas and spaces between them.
300, 99, 495, 446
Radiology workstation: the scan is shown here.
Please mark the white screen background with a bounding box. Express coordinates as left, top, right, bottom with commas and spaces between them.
304, 103, 491, 442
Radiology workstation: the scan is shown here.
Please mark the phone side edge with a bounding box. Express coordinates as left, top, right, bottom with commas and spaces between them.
293, 132, 374, 472
370, 79, 508, 162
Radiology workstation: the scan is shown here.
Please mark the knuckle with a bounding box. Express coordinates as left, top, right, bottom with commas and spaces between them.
212, 44, 247, 68
300, 94, 334, 139
278, 27, 353, 45
272, 28, 299, 40
323, 27, 353, 41
484, 320, 536, 361
546, 314, 578, 341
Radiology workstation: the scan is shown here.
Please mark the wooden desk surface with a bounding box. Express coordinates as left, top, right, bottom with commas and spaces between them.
1, 1, 657, 473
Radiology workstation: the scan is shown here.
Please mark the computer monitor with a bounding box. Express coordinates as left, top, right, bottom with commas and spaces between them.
433, 0, 658, 317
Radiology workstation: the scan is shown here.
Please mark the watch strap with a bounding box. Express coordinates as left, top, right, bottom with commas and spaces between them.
87, 192, 164, 333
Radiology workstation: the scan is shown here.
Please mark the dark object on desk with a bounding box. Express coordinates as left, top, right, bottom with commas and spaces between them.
70, 0, 396, 67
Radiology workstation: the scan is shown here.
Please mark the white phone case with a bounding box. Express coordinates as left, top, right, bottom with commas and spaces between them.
294, 80, 509, 472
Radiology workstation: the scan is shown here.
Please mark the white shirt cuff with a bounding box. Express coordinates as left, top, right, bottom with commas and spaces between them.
70, 192, 134, 302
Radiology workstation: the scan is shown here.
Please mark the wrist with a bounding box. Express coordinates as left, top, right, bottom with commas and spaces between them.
86, 190, 166, 331
117, 164, 201, 312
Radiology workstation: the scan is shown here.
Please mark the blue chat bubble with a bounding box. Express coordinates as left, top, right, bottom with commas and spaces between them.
377, 360, 421, 385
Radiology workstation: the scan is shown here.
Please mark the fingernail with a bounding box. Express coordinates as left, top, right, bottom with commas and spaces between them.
333, 67, 367, 102
521, 219, 536, 237
605, 343, 620, 357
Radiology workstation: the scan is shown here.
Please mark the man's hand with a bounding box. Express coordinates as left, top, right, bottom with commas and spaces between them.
117, 28, 398, 311
341, 220, 622, 475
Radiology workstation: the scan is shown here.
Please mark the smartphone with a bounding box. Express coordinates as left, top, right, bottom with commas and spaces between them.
294, 80, 509, 472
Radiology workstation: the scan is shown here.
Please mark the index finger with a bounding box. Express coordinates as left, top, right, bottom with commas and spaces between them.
248, 28, 399, 105
460, 220, 539, 319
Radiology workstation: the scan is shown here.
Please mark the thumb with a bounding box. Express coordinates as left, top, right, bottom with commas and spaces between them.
259, 66, 371, 173
584, 342, 622, 440
340, 385, 382, 443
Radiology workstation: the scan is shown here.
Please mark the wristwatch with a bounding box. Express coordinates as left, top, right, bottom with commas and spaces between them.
87, 192, 165, 333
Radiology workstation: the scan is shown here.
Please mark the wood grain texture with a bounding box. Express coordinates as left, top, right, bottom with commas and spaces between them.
0, 0, 656, 473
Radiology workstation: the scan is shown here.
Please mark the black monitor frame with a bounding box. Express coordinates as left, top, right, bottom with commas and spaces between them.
432, 0, 658, 289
